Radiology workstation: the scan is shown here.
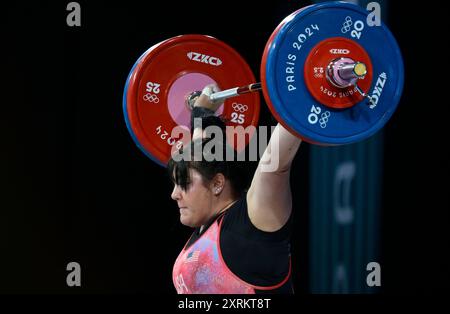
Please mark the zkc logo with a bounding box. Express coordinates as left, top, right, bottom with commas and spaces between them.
329, 49, 350, 55
187, 52, 222, 66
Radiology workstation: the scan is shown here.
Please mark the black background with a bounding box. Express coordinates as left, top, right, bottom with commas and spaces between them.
1, 0, 448, 300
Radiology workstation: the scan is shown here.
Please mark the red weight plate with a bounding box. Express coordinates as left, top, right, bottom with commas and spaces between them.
124, 35, 260, 166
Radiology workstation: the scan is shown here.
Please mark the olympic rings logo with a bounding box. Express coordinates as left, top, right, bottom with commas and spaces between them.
143, 93, 160, 103
319, 111, 331, 128
232, 102, 248, 113
341, 16, 353, 33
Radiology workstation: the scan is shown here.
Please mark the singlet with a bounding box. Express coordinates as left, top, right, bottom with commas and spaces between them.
172, 193, 294, 294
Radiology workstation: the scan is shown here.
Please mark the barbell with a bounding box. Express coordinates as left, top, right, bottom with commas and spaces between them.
123, 1, 404, 167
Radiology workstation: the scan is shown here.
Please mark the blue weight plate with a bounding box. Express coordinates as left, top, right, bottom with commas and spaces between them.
261, 1, 404, 145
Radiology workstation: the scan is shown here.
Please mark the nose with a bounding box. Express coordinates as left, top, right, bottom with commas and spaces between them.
171, 184, 181, 201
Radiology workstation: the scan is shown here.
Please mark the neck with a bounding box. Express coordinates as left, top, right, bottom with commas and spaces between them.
199, 197, 239, 233
216, 198, 238, 216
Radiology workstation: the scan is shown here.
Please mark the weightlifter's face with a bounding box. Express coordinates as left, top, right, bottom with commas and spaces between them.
171, 169, 213, 228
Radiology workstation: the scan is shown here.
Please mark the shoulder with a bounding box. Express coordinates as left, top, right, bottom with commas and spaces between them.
222, 192, 293, 241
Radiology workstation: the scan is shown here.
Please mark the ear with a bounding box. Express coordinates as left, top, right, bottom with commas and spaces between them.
211, 173, 225, 195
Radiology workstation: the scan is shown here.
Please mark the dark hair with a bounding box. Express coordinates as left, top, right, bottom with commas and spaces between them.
167, 136, 250, 199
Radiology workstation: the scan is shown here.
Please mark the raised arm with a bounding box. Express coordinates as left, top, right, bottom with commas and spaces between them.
247, 123, 302, 232
191, 84, 302, 231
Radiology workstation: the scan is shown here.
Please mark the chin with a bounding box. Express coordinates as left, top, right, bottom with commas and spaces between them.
180, 216, 196, 228
181, 220, 203, 229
